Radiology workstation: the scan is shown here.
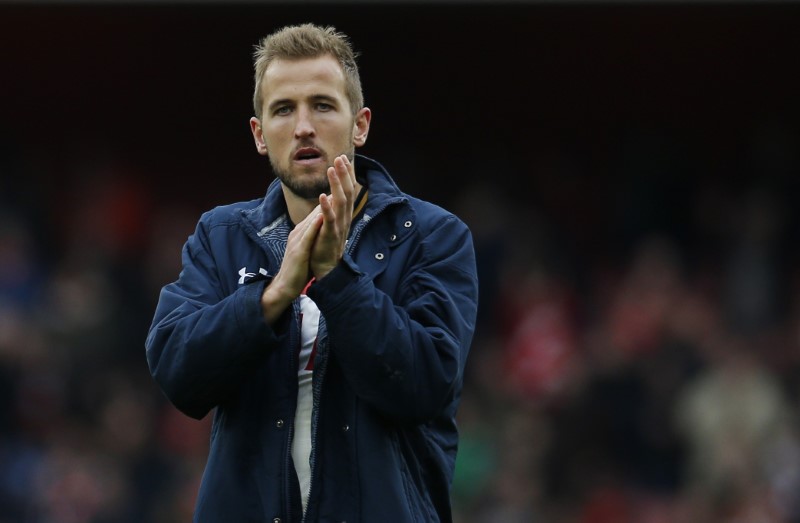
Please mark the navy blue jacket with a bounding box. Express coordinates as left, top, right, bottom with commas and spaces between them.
146, 156, 478, 522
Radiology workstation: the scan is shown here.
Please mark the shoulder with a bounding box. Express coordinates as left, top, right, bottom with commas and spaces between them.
403, 194, 471, 238
358, 154, 471, 237
185, 198, 263, 256
196, 198, 263, 231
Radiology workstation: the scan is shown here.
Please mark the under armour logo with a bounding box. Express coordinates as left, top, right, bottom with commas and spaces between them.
238, 266, 268, 285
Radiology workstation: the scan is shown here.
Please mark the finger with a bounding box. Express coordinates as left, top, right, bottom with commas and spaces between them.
300, 212, 323, 245
336, 155, 355, 205
331, 156, 355, 221
292, 205, 323, 243
318, 193, 336, 224
343, 155, 357, 188
327, 163, 348, 218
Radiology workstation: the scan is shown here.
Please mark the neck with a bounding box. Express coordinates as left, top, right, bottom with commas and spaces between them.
282, 187, 318, 226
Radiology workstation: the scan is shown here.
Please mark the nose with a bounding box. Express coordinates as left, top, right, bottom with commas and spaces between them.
294, 106, 315, 138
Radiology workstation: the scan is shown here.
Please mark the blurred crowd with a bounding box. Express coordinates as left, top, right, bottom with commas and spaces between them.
1, 122, 799, 523
450, 124, 800, 522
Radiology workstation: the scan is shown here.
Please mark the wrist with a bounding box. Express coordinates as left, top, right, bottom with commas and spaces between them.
312, 265, 335, 281
261, 279, 294, 325
307, 256, 362, 302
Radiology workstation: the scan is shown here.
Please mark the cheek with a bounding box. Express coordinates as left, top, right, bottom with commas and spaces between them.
262, 125, 290, 147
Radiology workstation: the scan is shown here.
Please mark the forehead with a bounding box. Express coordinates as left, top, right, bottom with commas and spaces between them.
261, 55, 347, 103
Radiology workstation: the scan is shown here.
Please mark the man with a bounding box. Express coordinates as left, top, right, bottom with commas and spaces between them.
146, 23, 478, 522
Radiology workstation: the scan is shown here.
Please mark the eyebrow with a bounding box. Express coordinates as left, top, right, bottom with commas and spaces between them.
310, 94, 338, 104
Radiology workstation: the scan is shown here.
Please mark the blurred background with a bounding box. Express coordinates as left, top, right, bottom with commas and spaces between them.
2, 2, 800, 522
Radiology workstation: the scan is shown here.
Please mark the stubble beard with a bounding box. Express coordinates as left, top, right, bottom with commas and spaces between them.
271, 160, 330, 200
270, 150, 355, 200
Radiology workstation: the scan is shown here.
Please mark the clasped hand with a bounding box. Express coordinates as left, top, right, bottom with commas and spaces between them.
262, 155, 357, 323
309, 154, 356, 279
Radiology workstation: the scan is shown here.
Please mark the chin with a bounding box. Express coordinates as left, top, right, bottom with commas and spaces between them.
289, 180, 331, 200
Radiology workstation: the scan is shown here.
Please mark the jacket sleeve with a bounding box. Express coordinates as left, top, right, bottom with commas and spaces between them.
307, 213, 478, 424
145, 218, 282, 419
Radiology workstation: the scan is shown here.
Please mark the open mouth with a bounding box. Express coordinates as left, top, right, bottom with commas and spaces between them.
294, 147, 323, 162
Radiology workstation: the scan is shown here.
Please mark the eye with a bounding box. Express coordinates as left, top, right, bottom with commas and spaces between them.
274, 106, 292, 116
316, 102, 333, 111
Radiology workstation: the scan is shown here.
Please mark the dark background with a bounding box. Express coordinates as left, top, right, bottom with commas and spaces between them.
2, 4, 800, 522
4, 4, 799, 207
4, 4, 800, 270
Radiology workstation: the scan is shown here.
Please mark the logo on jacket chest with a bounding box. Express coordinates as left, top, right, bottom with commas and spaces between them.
238, 266, 268, 285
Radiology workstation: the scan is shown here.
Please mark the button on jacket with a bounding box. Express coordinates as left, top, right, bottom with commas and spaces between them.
146, 155, 479, 522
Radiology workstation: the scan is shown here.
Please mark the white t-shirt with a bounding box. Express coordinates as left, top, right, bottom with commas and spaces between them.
292, 293, 319, 512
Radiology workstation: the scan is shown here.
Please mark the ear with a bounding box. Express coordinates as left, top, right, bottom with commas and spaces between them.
352, 107, 371, 148
249, 117, 269, 156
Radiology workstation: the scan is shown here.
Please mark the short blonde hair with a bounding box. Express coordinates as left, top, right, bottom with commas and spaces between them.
252, 23, 364, 118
